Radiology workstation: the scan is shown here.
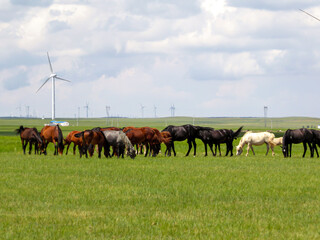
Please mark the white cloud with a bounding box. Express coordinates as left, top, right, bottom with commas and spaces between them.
1, 0, 320, 118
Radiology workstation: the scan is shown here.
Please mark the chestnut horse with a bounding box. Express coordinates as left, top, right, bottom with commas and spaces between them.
74, 128, 108, 158
123, 127, 170, 157
16, 125, 43, 154
40, 125, 64, 155
64, 130, 83, 157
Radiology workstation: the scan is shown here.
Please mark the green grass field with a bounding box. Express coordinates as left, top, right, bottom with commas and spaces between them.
1, 117, 320, 239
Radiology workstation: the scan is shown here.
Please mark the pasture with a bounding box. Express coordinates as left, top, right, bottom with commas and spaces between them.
1, 117, 320, 239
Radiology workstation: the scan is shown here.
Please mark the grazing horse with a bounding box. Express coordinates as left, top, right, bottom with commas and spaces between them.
213, 127, 243, 156
102, 130, 136, 159
160, 131, 172, 156
74, 128, 107, 158
64, 131, 83, 157
196, 126, 243, 157
269, 137, 283, 147
149, 128, 171, 157
40, 125, 64, 155
236, 131, 275, 156
162, 124, 198, 156
282, 128, 314, 158
16, 126, 43, 154
123, 126, 146, 155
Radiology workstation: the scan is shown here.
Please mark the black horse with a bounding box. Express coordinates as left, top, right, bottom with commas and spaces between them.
282, 128, 314, 158
162, 124, 199, 156
196, 126, 243, 156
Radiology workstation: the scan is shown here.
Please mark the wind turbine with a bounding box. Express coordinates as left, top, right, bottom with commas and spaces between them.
36, 52, 71, 120
300, 9, 320, 22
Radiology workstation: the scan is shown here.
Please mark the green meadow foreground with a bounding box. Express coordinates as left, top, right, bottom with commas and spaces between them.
1, 117, 320, 239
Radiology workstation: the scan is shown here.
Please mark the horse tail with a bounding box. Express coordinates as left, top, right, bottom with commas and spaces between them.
232, 126, 243, 139
15, 125, 24, 134
56, 125, 64, 150
33, 128, 43, 144
154, 129, 171, 144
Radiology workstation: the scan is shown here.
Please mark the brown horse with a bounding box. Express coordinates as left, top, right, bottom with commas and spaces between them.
160, 131, 172, 156
16, 125, 43, 154
123, 126, 146, 155
40, 125, 64, 155
123, 126, 170, 157
64, 131, 83, 157
74, 128, 108, 158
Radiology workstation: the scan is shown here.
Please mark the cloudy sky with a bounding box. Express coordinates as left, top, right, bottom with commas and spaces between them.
1, 0, 320, 118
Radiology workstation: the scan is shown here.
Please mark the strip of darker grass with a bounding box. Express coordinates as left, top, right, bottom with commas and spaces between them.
1, 153, 320, 239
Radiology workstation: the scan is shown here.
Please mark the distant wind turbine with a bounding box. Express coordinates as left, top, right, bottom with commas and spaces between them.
36, 52, 71, 120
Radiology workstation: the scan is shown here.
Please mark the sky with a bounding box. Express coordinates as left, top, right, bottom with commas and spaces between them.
1, 0, 320, 118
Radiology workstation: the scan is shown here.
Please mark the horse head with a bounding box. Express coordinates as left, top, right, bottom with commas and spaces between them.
127, 147, 136, 159
236, 145, 243, 155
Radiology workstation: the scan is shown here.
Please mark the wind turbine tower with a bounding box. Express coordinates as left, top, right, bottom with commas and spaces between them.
170, 104, 175, 117
140, 105, 145, 118
36, 52, 71, 120
84, 102, 89, 118
154, 105, 157, 118
106, 105, 110, 124
264, 106, 268, 128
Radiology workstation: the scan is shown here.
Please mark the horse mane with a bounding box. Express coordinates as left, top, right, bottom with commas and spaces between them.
91, 127, 101, 132
196, 126, 214, 131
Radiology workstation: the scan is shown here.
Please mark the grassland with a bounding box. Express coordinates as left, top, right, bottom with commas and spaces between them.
1, 117, 320, 239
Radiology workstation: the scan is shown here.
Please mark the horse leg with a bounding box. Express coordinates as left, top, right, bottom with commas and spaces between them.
265, 143, 269, 156
271, 144, 275, 156
144, 144, 149, 157
250, 145, 255, 156
218, 144, 221, 156
204, 142, 208, 156
172, 142, 177, 156
193, 140, 197, 156
246, 144, 251, 156
22, 140, 27, 154
185, 140, 192, 156
28, 141, 32, 154
302, 142, 307, 158
289, 143, 292, 157
315, 144, 319, 158
97, 145, 102, 158
307, 142, 314, 158
209, 143, 215, 156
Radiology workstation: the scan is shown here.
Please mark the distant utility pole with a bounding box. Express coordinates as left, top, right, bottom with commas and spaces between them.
170, 104, 175, 117
264, 106, 268, 128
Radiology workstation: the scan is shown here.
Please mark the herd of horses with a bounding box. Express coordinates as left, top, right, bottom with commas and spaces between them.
15, 124, 320, 158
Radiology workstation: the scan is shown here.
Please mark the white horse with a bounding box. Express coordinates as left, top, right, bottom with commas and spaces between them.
236, 131, 276, 156
269, 137, 283, 147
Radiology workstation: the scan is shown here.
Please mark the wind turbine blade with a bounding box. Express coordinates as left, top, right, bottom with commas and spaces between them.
55, 76, 71, 82
47, 52, 54, 73
36, 77, 51, 93
300, 9, 320, 22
